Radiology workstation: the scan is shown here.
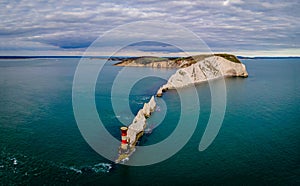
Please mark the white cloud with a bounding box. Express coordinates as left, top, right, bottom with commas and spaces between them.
223, 0, 244, 6
0, 0, 299, 56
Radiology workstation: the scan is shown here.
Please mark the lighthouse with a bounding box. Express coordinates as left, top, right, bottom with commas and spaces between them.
120, 127, 128, 150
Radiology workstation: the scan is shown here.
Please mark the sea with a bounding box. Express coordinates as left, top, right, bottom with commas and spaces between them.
0, 57, 299, 185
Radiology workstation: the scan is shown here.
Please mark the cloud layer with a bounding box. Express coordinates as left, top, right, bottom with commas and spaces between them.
0, 0, 299, 56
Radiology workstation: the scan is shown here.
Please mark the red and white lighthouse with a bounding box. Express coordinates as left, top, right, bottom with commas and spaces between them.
120, 126, 128, 150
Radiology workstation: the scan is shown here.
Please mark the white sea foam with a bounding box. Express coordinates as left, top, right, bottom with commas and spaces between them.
92, 163, 112, 173
63, 162, 113, 174
121, 157, 129, 163
69, 166, 82, 174
13, 159, 17, 165
9, 157, 18, 165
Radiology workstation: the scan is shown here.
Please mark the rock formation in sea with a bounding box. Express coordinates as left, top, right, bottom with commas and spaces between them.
126, 96, 156, 147
116, 54, 248, 163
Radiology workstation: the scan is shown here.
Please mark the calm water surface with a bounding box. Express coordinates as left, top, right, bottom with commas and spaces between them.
0, 58, 299, 185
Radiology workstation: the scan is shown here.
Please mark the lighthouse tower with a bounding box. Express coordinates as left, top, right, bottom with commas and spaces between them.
120, 127, 128, 151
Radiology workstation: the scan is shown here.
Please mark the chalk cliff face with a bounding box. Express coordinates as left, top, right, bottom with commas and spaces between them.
114, 56, 176, 68
142, 96, 156, 117
116, 59, 177, 68
126, 96, 156, 146
157, 56, 248, 96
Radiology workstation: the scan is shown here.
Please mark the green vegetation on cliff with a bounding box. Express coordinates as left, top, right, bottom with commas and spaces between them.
113, 53, 241, 68
214, 54, 241, 63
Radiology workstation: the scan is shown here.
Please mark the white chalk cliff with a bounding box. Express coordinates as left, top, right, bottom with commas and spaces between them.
127, 96, 156, 146
157, 56, 248, 96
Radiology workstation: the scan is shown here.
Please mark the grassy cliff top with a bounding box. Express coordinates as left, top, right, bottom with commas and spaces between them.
113, 53, 241, 67
214, 54, 241, 63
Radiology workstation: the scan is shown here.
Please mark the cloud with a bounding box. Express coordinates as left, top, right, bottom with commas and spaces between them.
223, 0, 244, 6
0, 0, 299, 56
125, 41, 184, 53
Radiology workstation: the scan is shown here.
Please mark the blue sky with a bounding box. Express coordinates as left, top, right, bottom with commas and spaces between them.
0, 0, 299, 56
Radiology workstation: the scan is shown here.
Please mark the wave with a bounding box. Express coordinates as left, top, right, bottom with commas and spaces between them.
1, 151, 113, 176
68, 166, 82, 174
91, 163, 112, 173
8, 157, 18, 165
64, 162, 113, 174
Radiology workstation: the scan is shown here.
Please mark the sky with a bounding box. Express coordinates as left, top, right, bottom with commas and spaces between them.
0, 0, 299, 57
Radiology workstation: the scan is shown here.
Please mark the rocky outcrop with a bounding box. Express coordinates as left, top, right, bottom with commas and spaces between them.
156, 56, 248, 96
126, 96, 156, 146
142, 96, 156, 117
127, 111, 146, 146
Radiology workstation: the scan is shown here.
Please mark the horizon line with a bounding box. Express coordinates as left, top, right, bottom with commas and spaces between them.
0, 55, 300, 59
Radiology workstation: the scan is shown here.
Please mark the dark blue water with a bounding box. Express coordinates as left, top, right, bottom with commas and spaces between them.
0, 58, 299, 185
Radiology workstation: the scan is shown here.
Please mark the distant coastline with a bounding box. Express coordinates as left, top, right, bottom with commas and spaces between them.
237, 56, 300, 59
0, 55, 300, 60
0, 56, 89, 59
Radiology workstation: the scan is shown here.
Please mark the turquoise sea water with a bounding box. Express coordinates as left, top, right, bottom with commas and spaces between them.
0, 58, 299, 185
